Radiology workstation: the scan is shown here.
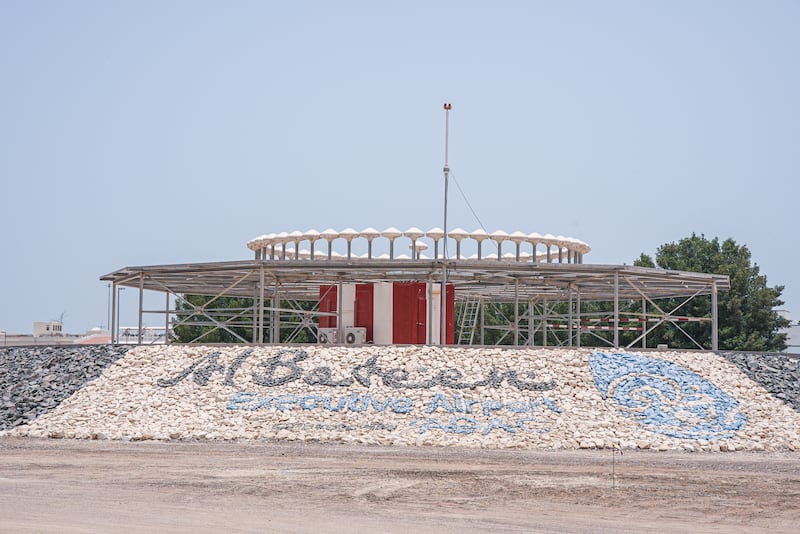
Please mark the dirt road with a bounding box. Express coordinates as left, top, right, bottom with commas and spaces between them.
0, 437, 798, 533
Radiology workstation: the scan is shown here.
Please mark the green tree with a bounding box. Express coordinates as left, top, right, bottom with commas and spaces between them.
172, 295, 255, 343
634, 234, 789, 351
172, 294, 318, 344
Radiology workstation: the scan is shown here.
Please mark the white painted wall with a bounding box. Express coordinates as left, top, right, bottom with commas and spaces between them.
372, 282, 393, 344
341, 284, 356, 328
428, 283, 442, 345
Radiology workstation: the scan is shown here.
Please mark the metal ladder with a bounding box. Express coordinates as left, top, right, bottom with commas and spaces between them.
457, 296, 482, 345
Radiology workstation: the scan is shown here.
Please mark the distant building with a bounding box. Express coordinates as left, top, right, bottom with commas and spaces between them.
117, 326, 168, 345
33, 321, 64, 337
73, 328, 112, 345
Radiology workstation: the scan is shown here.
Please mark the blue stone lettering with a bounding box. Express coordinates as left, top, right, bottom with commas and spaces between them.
449, 416, 479, 434
390, 398, 414, 413
481, 399, 504, 417
463, 397, 482, 414
590, 351, 746, 440
541, 396, 562, 414
410, 418, 447, 433
348, 392, 369, 412
506, 400, 530, 413
228, 391, 413, 414
515, 417, 549, 433
227, 391, 256, 410
410, 415, 550, 435
323, 395, 347, 412
423, 394, 560, 417
453, 394, 465, 412
251, 395, 277, 410
425, 393, 455, 414
369, 396, 391, 412
299, 395, 322, 409
275, 395, 298, 411
484, 417, 517, 434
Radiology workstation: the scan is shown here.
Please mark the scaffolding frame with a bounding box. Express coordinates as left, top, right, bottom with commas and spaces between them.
102, 258, 728, 350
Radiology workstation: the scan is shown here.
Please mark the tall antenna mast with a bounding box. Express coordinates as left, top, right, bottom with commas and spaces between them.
441, 103, 451, 345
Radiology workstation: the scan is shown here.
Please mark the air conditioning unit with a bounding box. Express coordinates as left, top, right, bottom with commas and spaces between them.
317, 327, 338, 344
343, 326, 367, 345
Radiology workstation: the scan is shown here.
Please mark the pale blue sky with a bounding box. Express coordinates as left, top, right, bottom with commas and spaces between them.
1, 1, 798, 334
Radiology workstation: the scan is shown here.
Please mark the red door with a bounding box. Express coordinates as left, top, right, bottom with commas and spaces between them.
392, 282, 426, 344
319, 285, 337, 328
354, 284, 374, 342
443, 283, 455, 344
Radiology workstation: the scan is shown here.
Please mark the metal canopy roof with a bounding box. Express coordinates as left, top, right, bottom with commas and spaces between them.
100, 258, 730, 303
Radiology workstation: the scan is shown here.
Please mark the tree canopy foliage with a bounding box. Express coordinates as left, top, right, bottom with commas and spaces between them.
634, 233, 789, 351
172, 295, 255, 343
172, 295, 317, 344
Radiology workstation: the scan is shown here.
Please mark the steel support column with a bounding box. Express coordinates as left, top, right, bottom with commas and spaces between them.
528, 299, 534, 346
568, 284, 573, 347
543, 296, 548, 348
252, 277, 259, 344
642, 297, 647, 349
712, 281, 718, 351
138, 273, 144, 345
514, 278, 519, 346
111, 283, 117, 344
272, 280, 280, 344
258, 267, 265, 344
613, 270, 619, 348
165, 292, 170, 345
480, 300, 485, 345
336, 279, 343, 343
427, 275, 434, 345
576, 290, 581, 348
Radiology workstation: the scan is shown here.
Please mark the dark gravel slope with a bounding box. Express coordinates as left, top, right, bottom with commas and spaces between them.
1, 345, 129, 430
722, 351, 800, 412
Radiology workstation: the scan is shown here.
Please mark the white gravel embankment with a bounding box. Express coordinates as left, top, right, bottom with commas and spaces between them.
5, 345, 800, 451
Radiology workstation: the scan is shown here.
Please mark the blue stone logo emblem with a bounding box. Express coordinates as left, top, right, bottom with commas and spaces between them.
590, 352, 746, 440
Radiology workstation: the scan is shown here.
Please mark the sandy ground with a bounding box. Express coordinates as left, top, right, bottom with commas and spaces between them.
0, 438, 798, 533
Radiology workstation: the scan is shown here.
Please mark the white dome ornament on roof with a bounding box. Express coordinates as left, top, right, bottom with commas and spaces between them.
470, 229, 489, 260
448, 228, 469, 259
288, 230, 304, 260
490, 230, 509, 261
403, 227, 425, 259
275, 232, 289, 260
339, 228, 359, 260
320, 228, 338, 260
360, 227, 381, 259
508, 231, 528, 262
425, 227, 444, 259
304, 229, 320, 260
381, 227, 402, 260
247, 228, 590, 265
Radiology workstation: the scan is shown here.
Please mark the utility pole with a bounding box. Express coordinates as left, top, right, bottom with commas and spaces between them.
441, 103, 451, 345
106, 283, 111, 331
